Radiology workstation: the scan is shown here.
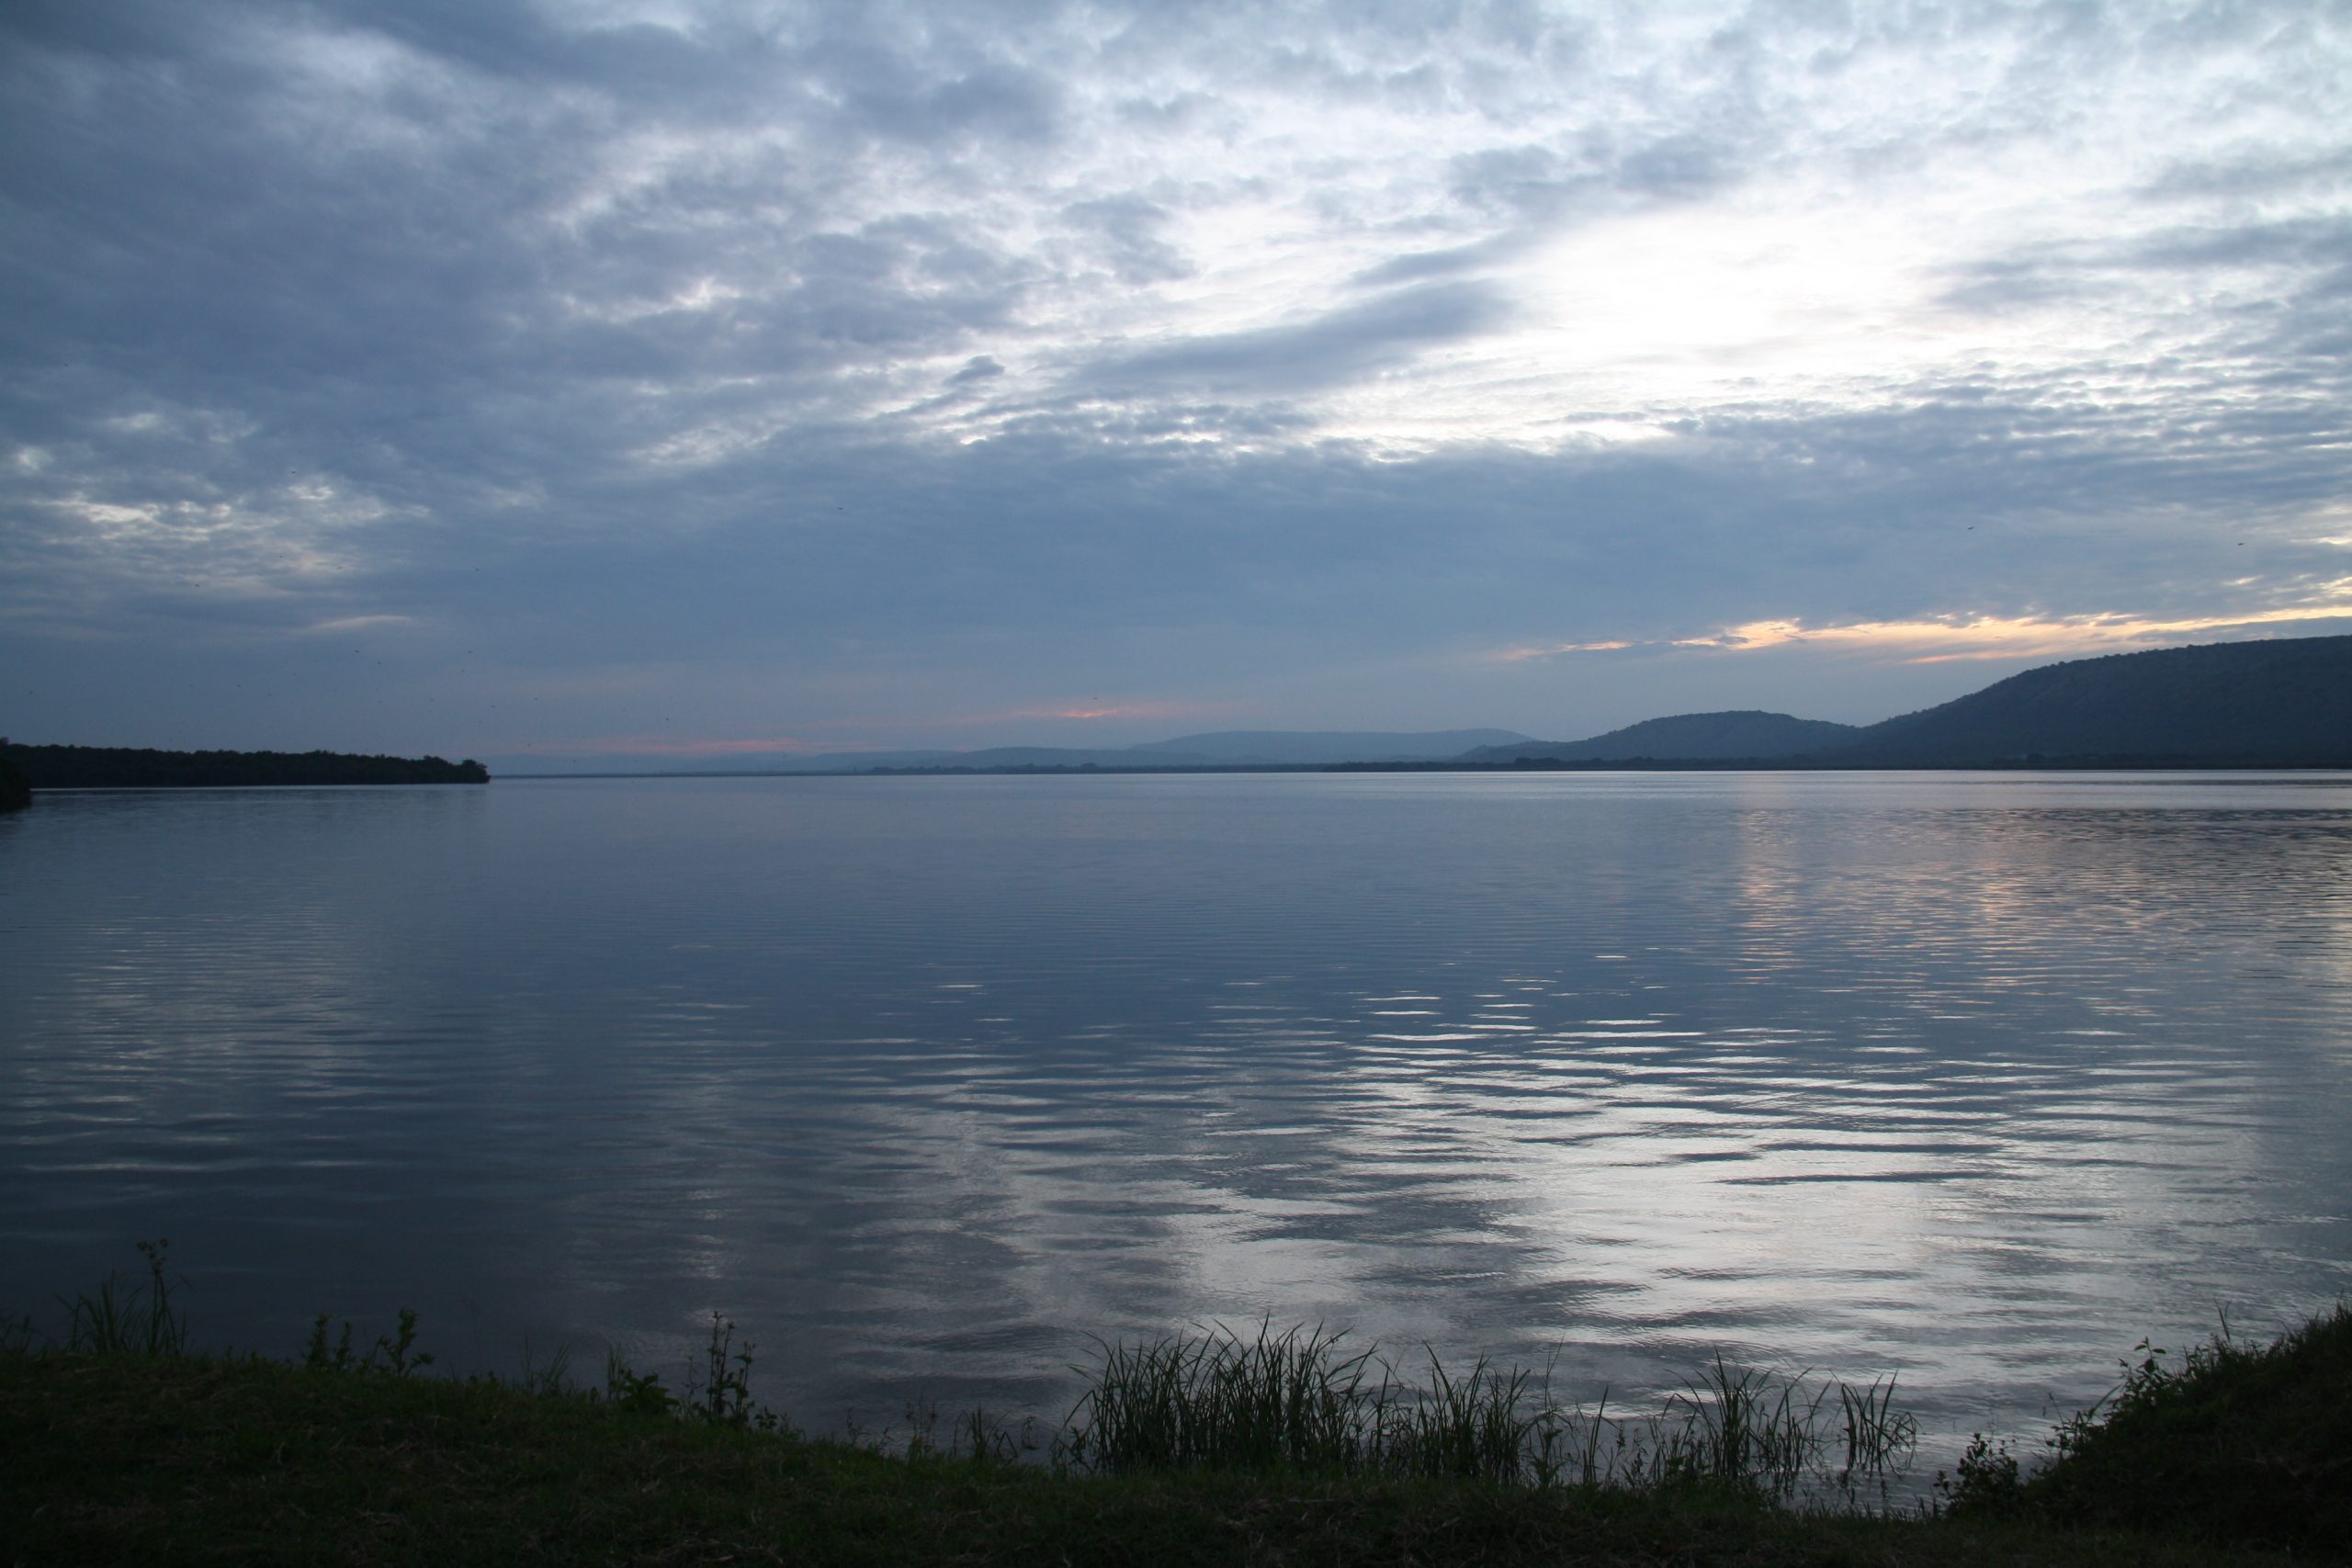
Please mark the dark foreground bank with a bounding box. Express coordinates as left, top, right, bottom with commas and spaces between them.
5, 1298, 2346, 1566
0, 1352, 2304, 1568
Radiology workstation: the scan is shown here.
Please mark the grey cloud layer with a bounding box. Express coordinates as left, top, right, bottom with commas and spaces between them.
2, 0, 2347, 750
1082, 281, 1511, 395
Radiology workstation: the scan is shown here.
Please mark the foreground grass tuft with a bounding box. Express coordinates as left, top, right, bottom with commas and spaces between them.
1063, 1322, 1917, 1501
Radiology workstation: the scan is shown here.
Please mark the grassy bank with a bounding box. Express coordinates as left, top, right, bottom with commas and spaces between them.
0, 1352, 2294, 1568
3, 1252, 2342, 1565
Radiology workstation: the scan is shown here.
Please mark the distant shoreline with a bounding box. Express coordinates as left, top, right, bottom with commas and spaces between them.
491, 757, 2352, 780
1, 744, 489, 792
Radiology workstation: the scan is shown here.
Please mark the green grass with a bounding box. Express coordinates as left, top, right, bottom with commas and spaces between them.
2, 1248, 2342, 1564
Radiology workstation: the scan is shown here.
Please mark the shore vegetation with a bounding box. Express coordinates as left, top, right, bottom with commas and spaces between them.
3, 1245, 2341, 1565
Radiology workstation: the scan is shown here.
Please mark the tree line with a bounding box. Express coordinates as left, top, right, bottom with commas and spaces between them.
0, 743, 489, 791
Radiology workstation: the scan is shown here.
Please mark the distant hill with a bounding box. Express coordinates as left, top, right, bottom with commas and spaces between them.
673, 745, 1207, 773
659, 728, 1536, 774
1134, 729, 1532, 765
1457, 711, 1860, 764
789, 746, 1203, 772
1832, 636, 2352, 765
3, 745, 491, 789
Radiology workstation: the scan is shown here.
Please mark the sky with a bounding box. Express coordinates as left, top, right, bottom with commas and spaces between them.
4, 0, 2349, 766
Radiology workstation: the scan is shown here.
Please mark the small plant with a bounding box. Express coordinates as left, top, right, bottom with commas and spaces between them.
603, 1347, 676, 1417
687, 1314, 781, 1431
956, 1405, 1028, 1465
1835, 1374, 1917, 1492
1934, 1431, 2022, 1515
509, 1335, 574, 1397
898, 1398, 944, 1461
304, 1314, 356, 1371
374, 1308, 433, 1374
59, 1238, 187, 1359
302, 1308, 433, 1375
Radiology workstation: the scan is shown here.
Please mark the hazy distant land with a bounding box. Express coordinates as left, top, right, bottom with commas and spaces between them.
684, 728, 1542, 773
1455, 711, 1863, 764
9, 636, 2348, 794
604, 634, 2352, 776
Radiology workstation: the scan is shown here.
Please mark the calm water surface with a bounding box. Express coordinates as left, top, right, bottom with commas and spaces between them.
4, 772, 2349, 1455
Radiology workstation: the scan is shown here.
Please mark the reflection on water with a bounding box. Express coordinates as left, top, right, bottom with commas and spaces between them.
3, 773, 2349, 1453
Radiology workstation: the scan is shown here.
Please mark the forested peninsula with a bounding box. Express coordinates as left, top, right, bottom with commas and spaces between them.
0, 744, 489, 791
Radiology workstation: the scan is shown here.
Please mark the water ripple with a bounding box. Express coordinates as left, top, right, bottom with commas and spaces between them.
3, 773, 2349, 1460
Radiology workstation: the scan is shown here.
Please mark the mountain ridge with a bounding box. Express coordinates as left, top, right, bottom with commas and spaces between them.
1830, 636, 2352, 764
647, 728, 1536, 775
1457, 636, 2352, 769
1458, 711, 1860, 764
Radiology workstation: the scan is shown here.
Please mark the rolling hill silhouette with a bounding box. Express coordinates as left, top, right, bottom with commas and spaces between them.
1833, 634, 2352, 765
1467, 636, 2352, 768
1458, 711, 1860, 764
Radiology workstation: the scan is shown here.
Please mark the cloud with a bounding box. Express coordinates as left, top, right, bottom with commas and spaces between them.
1493, 596, 2352, 668
1686, 601, 2352, 663
945, 355, 1007, 387
1, 0, 2347, 752
300, 615, 420, 637
1079, 280, 1511, 397
1060, 194, 1194, 285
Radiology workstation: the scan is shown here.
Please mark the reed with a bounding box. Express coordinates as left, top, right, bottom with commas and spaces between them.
1064, 1319, 1382, 1474
1062, 1319, 1915, 1500
1656, 1354, 1825, 1497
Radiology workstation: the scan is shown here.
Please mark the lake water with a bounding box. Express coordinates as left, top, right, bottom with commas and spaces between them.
4, 772, 2349, 1461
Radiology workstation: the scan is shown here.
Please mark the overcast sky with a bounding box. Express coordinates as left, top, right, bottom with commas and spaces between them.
5, 0, 2348, 762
